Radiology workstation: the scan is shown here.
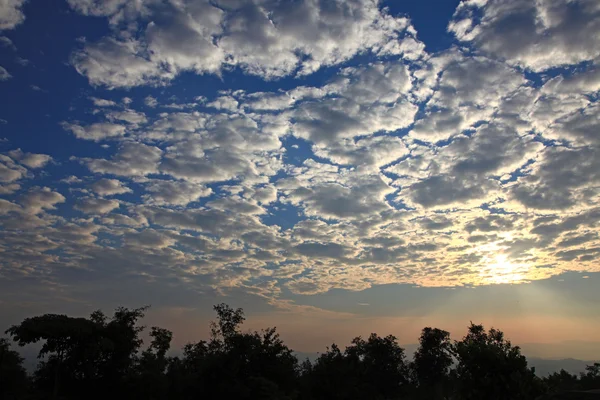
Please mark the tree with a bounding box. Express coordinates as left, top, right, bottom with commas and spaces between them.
543, 369, 581, 393
134, 327, 174, 400
5, 307, 148, 400
303, 333, 409, 400
5, 314, 100, 399
410, 327, 453, 399
580, 363, 600, 391
168, 304, 299, 400
453, 323, 543, 400
0, 338, 29, 400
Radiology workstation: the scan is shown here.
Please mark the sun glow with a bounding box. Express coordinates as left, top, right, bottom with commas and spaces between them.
483, 254, 526, 284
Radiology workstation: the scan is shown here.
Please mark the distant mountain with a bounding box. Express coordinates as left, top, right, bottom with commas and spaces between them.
528, 358, 599, 377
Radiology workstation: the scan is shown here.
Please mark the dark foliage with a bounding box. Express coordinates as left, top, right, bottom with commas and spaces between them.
2, 305, 599, 400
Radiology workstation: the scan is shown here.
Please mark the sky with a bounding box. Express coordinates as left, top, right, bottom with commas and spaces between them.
1, 0, 600, 358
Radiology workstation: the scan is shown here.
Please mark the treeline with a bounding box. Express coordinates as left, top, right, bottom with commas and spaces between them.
1, 304, 599, 400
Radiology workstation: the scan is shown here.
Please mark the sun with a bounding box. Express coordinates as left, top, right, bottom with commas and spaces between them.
483, 254, 525, 284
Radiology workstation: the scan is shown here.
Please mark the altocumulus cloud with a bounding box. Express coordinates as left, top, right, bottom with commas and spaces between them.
0, 0, 600, 313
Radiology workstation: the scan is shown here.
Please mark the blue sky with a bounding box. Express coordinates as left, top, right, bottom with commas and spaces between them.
1, 0, 600, 356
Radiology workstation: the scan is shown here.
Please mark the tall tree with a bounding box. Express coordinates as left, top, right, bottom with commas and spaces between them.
453, 323, 543, 400
0, 338, 29, 400
5, 314, 100, 399
411, 327, 453, 399
304, 333, 409, 400
5, 307, 148, 400
580, 363, 600, 391
169, 304, 299, 400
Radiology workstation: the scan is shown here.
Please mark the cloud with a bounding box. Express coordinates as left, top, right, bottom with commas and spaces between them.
410, 54, 525, 143
106, 109, 147, 125
290, 62, 418, 146
0, 36, 15, 49
0, 65, 11, 80
62, 122, 127, 141
8, 149, 52, 168
68, 0, 422, 87
449, 0, 600, 72
4, 0, 600, 312
401, 123, 543, 209
124, 229, 175, 249
60, 175, 84, 184
71, 37, 174, 88
20, 187, 66, 214
510, 146, 600, 210
142, 179, 212, 206
0, 183, 20, 194
90, 178, 132, 196
75, 197, 120, 214
144, 96, 158, 108
81, 142, 162, 177
0, 154, 27, 182
0, 0, 27, 30
279, 162, 396, 220
90, 97, 117, 107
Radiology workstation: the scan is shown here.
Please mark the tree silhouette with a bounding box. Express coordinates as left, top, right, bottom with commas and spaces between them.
580, 363, 600, 391
543, 369, 581, 393
303, 333, 409, 400
0, 338, 29, 400
453, 323, 543, 400
5, 307, 148, 400
168, 303, 298, 400
411, 327, 453, 399
4, 305, 599, 400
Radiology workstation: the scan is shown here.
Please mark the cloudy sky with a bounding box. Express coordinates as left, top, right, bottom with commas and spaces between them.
1, 0, 600, 357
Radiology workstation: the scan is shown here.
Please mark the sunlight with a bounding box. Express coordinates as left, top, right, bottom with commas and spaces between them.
483, 254, 525, 284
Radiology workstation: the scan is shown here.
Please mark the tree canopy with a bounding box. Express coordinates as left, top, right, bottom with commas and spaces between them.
1, 305, 598, 400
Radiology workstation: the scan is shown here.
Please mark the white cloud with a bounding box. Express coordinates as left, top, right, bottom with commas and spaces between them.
75, 197, 120, 214
62, 121, 127, 141
142, 179, 212, 206
449, 0, 600, 72
4, 2, 600, 309
0, 0, 27, 30
91, 178, 132, 196
144, 96, 158, 108
0, 154, 26, 182
278, 162, 396, 221
60, 175, 83, 184
68, 0, 422, 87
71, 37, 174, 88
510, 146, 600, 210
82, 142, 162, 177
0, 65, 11, 80
124, 229, 175, 249
20, 187, 66, 214
0, 183, 19, 195
90, 97, 117, 107
290, 62, 418, 146
8, 149, 52, 168
0, 35, 13, 47
106, 109, 147, 125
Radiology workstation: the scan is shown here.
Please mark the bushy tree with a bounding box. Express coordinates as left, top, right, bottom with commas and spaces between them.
410, 327, 453, 399
579, 363, 600, 391
453, 323, 543, 400
5, 307, 148, 399
0, 337, 29, 399
6, 305, 589, 400
543, 369, 581, 393
303, 333, 409, 400
167, 303, 299, 400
